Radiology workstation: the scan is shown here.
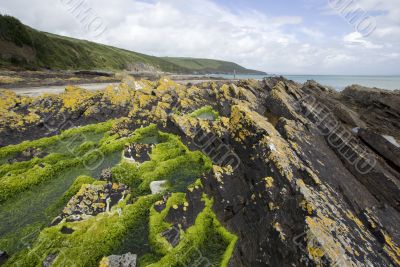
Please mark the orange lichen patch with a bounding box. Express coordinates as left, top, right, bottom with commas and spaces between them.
84, 106, 100, 117
229, 105, 246, 126
262, 136, 296, 181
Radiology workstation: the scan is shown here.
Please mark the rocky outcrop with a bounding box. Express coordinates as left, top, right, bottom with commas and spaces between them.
1, 77, 399, 266
7, 147, 47, 163
164, 77, 400, 266
358, 128, 400, 170
0, 251, 8, 265
123, 143, 151, 163
54, 182, 129, 224
99, 253, 137, 267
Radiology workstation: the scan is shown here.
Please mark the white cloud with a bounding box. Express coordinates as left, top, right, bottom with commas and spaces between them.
343, 32, 383, 49
300, 27, 325, 38
0, 0, 399, 75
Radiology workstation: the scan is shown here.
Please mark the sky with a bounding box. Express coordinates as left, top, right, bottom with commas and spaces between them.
1, 0, 399, 75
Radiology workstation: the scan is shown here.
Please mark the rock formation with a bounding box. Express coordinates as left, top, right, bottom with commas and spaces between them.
0, 77, 399, 266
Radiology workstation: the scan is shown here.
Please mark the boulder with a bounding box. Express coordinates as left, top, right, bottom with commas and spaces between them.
149, 180, 167, 194
100, 168, 113, 181
359, 128, 400, 169
0, 251, 9, 265
58, 183, 130, 223
42, 253, 57, 267
100, 253, 137, 267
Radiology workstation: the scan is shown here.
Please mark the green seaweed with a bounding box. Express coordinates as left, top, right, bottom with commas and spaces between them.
0, 122, 237, 267
45, 175, 96, 217
147, 195, 238, 267
111, 125, 212, 194
5, 195, 160, 267
190, 106, 220, 121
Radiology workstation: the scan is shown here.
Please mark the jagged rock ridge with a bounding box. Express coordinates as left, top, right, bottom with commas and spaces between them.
0, 77, 399, 266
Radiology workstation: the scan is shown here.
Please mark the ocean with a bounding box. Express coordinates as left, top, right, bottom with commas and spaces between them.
211, 74, 400, 91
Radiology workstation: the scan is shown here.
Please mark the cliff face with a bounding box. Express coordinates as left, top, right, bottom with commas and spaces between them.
0, 77, 399, 266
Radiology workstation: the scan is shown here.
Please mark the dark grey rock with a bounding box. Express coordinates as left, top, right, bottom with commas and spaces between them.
60, 226, 74, 234
42, 253, 57, 267
105, 253, 137, 267
359, 128, 400, 169
0, 251, 9, 265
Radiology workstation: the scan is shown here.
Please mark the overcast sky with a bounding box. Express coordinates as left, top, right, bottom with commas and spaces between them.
1, 0, 399, 75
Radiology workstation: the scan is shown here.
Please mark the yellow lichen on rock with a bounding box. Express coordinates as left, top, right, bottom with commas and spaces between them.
138, 94, 153, 108
0, 75, 23, 84
273, 222, 286, 240
156, 77, 180, 93
300, 200, 315, 215
99, 257, 109, 267
382, 233, 400, 265
264, 176, 274, 188
103, 84, 135, 106
61, 86, 94, 111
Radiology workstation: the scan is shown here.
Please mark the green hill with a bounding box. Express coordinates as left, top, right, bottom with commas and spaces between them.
0, 15, 265, 75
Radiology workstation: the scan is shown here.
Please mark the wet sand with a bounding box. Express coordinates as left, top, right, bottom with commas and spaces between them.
8, 83, 120, 97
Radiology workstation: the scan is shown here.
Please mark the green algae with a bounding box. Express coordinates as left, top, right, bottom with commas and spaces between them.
111, 125, 212, 195
147, 194, 237, 267
0, 150, 121, 255
0, 120, 124, 256
0, 120, 114, 161
45, 175, 96, 217
0, 166, 89, 254
5, 195, 160, 267
149, 193, 187, 254
190, 105, 220, 121
0, 122, 237, 267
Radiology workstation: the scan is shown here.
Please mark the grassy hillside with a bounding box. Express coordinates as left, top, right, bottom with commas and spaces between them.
0, 15, 265, 75
162, 57, 265, 75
